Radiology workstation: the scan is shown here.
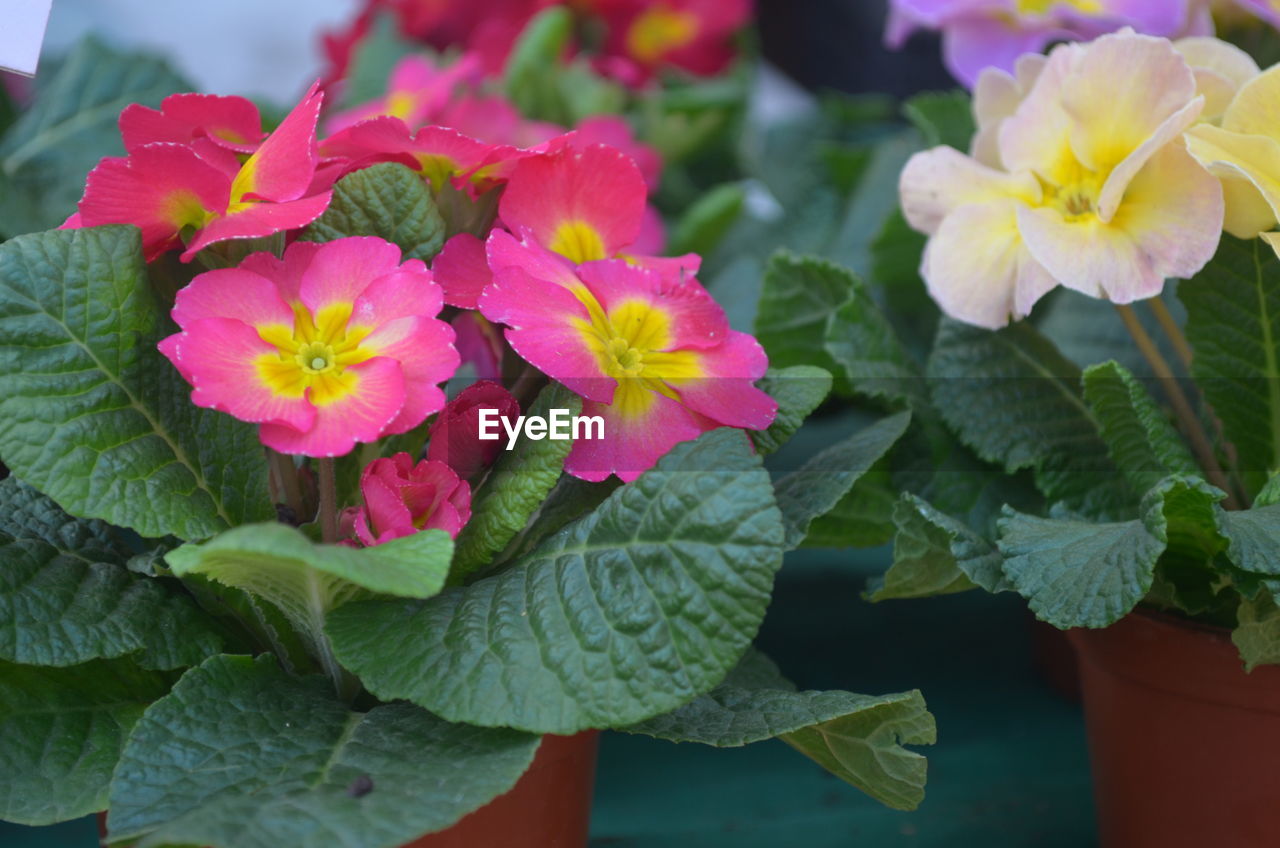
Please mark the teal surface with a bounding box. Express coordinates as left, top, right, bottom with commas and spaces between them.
0, 552, 1097, 848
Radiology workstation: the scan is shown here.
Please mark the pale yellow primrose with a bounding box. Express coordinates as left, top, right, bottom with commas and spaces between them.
900, 30, 1225, 329
1187, 63, 1280, 252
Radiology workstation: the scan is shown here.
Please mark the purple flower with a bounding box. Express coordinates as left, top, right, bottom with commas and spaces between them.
886, 0, 1211, 86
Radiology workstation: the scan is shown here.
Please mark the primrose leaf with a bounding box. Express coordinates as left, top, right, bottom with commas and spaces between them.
0, 476, 132, 562
1082, 360, 1199, 496
165, 523, 451, 668
928, 318, 1131, 519
751, 365, 833, 455
0, 38, 190, 236
1181, 235, 1280, 498
0, 658, 172, 825
503, 7, 574, 123
1221, 503, 1280, 576
0, 226, 274, 540
451, 383, 580, 581
802, 467, 899, 549
669, 183, 745, 257
107, 655, 539, 848
327, 428, 786, 734
1233, 594, 1280, 671
822, 262, 925, 407
773, 412, 911, 549
755, 251, 852, 376
340, 13, 417, 108
301, 162, 445, 261
902, 90, 975, 151
867, 493, 1007, 601
625, 650, 935, 811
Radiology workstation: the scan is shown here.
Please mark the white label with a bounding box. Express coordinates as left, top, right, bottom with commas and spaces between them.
0, 0, 54, 77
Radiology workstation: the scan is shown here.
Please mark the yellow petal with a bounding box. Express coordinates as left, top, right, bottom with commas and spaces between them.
1222, 63, 1280, 140
1186, 123, 1280, 231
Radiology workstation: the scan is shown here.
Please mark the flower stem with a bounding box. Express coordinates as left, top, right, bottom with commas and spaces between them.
317, 457, 339, 543
1147, 298, 1195, 372
270, 450, 305, 524
1115, 304, 1240, 509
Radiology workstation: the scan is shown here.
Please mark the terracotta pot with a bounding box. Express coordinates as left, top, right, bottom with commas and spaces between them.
99, 731, 599, 848
1029, 613, 1081, 701
1070, 609, 1280, 848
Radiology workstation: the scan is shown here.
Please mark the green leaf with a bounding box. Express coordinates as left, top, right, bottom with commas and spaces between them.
451, 383, 580, 581
867, 494, 1006, 601
327, 428, 786, 734
868, 210, 936, 360
669, 183, 745, 257
503, 7, 574, 122
1181, 235, 1280, 496
928, 318, 1131, 518
0, 226, 273, 540
1233, 594, 1280, 671
107, 654, 540, 848
1221, 502, 1280, 575
0, 38, 190, 236
823, 273, 925, 406
165, 523, 451, 672
625, 651, 935, 811
0, 476, 132, 563
301, 162, 445, 261
340, 14, 417, 108
1083, 360, 1198, 495
802, 468, 899, 549
751, 365, 833, 455
0, 658, 172, 825
755, 251, 851, 375
902, 90, 975, 151
997, 478, 1219, 629
773, 412, 912, 549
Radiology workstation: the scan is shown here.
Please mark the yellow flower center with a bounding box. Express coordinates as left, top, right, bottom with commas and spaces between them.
1037, 146, 1106, 222
385, 91, 417, 122
626, 7, 699, 64
255, 302, 374, 406
549, 220, 608, 264
574, 293, 701, 417
1015, 0, 1103, 14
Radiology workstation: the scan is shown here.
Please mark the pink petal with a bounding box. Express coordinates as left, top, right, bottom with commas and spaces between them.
259, 356, 407, 457
170, 267, 295, 329
360, 315, 458, 434
565, 393, 714, 483
576, 259, 731, 351
180, 192, 333, 262
672, 332, 777, 430
351, 262, 444, 327
297, 236, 403, 315
236, 82, 323, 203
433, 233, 492, 309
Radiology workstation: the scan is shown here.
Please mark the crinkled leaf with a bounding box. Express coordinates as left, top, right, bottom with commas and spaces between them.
823, 266, 925, 407
0, 658, 171, 825
1221, 502, 1280, 575
0, 38, 190, 235
867, 493, 1007, 601
751, 365, 832, 455
0, 476, 132, 563
1233, 594, 1280, 671
755, 251, 851, 375
0, 226, 273, 539
451, 383, 579, 581
868, 210, 936, 360
165, 523, 451, 670
902, 90, 975, 151
774, 412, 911, 549
1083, 360, 1198, 495
327, 428, 786, 734
625, 650, 935, 811
802, 467, 899, 549
1181, 235, 1280, 496
928, 318, 1131, 518
107, 654, 540, 848
301, 162, 445, 261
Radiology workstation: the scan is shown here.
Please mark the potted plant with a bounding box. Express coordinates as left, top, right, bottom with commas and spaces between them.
808, 15, 1280, 848
0, 7, 939, 846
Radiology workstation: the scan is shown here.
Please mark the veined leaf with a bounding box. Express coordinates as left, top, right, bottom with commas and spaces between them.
0, 658, 172, 825
0, 476, 132, 562
823, 266, 925, 407
867, 493, 1006, 601
107, 655, 539, 848
327, 429, 786, 734
0, 226, 273, 539
751, 365, 833, 456
625, 651, 935, 811
902, 90, 975, 151
301, 162, 445, 262
802, 466, 899, 549
1233, 594, 1280, 671
755, 251, 851, 376
451, 383, 579, 581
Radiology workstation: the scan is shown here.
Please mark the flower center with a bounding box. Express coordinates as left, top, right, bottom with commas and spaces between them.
1037, 147, 1105, 222
549, 220, 608, 264
626, 7, 699, 63
1015, 0, 1102, 14
298, 341, 336, 374
255, 302, 374, 406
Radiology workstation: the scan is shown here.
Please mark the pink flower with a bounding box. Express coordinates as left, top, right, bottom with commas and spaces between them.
325, 54, 480, 134
573, 115, 662, 189
159, 237, 459, 457
120, 92, 266, 155
600, 0, 751, 81
353, 453, 472, 544
426, 380, 521, 479
479, 247, 775, 481
452, 312, 506, 381
74, 84, 332, 262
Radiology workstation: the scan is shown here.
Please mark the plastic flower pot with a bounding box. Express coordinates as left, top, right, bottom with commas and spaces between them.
1028, 613, 1081, 701
1069, 609, 1280, 848
98, 731, 599, 848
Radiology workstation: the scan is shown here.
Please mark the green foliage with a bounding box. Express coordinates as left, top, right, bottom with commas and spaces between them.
502, 7, 624, 124
166, 523, 451, 678
327, 429, 785, 734
0, 226, 274, 539
668, 183, 745, 257
625, 651, 935, 811
0, 658, 172, 825
451, 383, 579, 580
773, 412, 911, 549
107, 655, 540, 848
1181, 235, 1280, 497
302, 163, 446, 261
0, 38, 190, 237
902, 90, 976, 151
868, 494, 1007, 601
928, 318, 1131, 518
802, 467, 899, 549
751, 365, 833, 455
340, 14, 417, 108
1234, 594, 1280, 672
1082, 360, 1198, 496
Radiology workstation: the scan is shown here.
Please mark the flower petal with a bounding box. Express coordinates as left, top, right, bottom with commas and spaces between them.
899, 145, 1040, 235
260, 356, 406, 457
180, 192, 332, 262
